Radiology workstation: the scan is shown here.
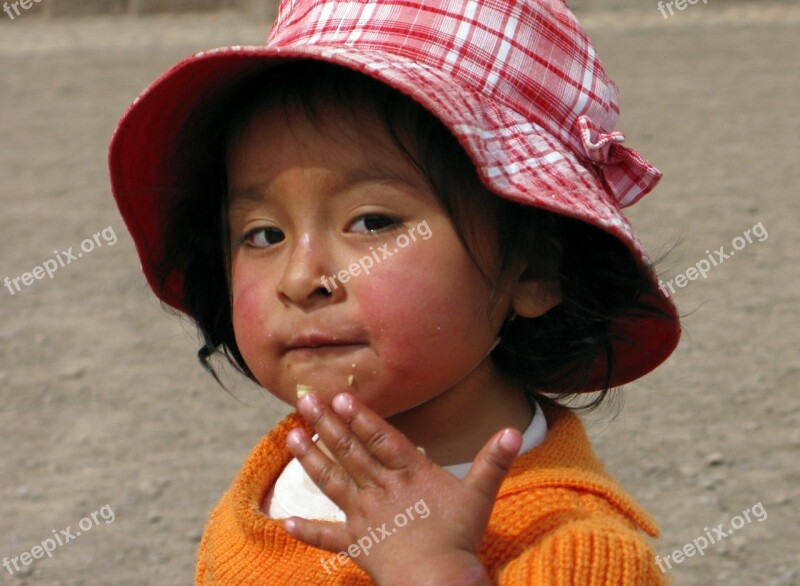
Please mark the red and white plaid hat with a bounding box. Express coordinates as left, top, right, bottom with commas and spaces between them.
109, 0, 680, 389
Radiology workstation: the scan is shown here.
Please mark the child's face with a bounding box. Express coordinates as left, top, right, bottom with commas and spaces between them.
226, 100, 514, 418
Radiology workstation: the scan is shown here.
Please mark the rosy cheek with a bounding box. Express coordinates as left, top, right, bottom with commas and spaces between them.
359, 245, 432, 311
231, 267, 270, 366
357, 255, 452, 360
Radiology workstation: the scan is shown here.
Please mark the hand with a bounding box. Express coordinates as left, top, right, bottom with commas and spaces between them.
283, 391, 523, 586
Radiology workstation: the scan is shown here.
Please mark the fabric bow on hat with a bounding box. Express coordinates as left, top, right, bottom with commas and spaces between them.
576, 115, 662, 208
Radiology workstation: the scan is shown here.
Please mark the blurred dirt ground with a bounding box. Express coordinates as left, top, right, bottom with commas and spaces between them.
1, 2, 798, 585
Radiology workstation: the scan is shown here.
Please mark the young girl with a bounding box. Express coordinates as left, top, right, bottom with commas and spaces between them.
110, 0, 680, 583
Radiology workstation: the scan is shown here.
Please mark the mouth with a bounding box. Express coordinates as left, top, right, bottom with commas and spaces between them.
286, 343, 366, 358
284, 332, 367, 356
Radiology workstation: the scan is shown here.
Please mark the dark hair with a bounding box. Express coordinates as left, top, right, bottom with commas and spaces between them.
157, 60, 673, 410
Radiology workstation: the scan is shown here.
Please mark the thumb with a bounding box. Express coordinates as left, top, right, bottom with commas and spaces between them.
462, 428, 522, 501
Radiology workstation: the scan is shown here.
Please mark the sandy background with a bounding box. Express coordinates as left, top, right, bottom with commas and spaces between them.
1, 1, 798, 584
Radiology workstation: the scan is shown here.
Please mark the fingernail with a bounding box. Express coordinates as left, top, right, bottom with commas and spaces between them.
499, 429, 521, 453
298, 393, 321, 418
284, 519, 296, 533
332, 393, 354, 415
287, 429, 305, 451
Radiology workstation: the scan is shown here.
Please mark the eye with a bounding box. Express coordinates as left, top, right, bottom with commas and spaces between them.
241, 226, 285, 248
349, 214, 400, 234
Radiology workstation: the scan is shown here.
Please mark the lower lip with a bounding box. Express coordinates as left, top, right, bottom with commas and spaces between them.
287, 344, 366, 358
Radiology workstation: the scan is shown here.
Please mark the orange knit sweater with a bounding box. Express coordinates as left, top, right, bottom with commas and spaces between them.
196, 405, 666, 585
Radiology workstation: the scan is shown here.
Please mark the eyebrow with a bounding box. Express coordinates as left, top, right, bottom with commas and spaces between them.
228, 165, 427, 205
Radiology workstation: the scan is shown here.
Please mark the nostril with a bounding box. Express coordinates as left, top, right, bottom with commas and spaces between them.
316, 286, 332, 297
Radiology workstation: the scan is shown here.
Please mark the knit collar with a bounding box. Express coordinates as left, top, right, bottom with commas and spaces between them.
502, 402, 659, 537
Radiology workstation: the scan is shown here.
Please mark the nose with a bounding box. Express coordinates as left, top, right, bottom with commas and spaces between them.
277, 231, 343, 308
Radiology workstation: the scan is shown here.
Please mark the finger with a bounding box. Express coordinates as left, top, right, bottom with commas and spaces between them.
331, 393, 421, 472
286, 428, 353, 502
283, 516, 349, 554
297, 393, 385, 489
461, 428, 522, 501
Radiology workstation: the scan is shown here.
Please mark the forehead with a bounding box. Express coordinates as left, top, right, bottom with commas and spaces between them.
226, 100, 427, 200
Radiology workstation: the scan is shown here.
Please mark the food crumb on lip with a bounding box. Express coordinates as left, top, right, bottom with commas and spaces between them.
296, 384, 313, 398
348, 363, 357, 385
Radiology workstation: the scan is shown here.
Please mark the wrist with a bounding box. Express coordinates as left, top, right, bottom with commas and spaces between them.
430, 563, 491, 586
380, 553, 490, 586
